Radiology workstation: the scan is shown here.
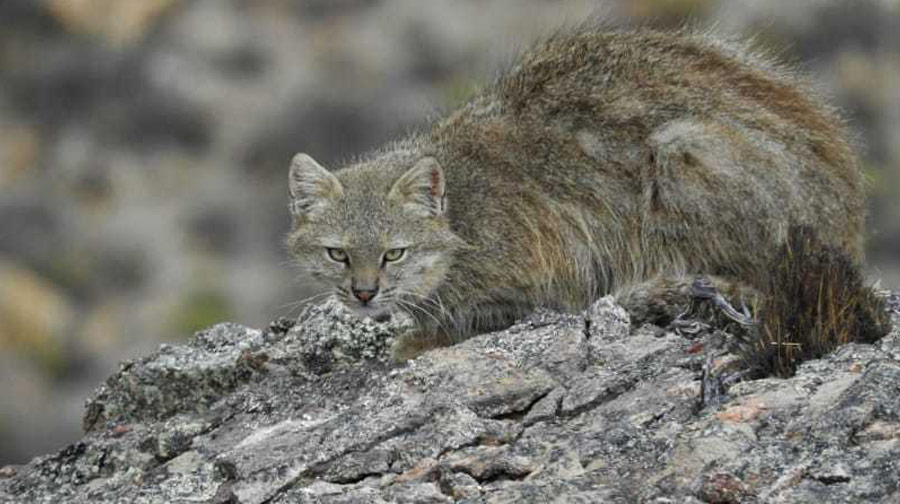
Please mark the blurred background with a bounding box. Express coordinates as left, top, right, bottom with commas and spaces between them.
0, 0, 898, 465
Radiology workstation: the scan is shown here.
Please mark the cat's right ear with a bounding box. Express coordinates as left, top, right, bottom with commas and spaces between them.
288, 153, 343, 218
388, 157, 446, 217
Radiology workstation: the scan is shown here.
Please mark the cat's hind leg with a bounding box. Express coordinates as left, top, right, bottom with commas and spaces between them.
615, 275, 758, 328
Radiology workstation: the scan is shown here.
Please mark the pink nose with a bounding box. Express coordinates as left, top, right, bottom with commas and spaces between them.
353, 287, 378, 303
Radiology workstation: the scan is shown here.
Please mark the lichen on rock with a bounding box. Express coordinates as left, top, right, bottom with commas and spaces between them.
2, 295, 900, 503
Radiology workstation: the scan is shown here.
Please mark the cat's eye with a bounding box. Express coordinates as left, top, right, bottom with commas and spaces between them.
326, 248, 349, 263
383, 248, 406, 263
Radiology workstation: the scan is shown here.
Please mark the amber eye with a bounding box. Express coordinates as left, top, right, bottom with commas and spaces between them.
326, 248, 349, 263
383, 248, 406, 263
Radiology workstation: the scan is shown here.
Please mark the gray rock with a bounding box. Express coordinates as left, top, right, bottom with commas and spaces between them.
2, 296, 899, 503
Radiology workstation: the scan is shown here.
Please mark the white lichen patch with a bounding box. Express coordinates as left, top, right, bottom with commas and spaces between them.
288, 298, 414, 366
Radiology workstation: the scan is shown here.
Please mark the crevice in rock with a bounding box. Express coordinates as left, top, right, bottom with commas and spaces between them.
559, 376, 638, 419
265, 317, 297, 338
489, 389, 554, 423
208, 460, 241, 504
265, 413, 434, 502
324, 469, 384, 486
435, 477, 453, 498
437, 438, 484, 461
698, 356, 729, 411
478, 472, 532, 485
456, 466, 533, 485
316, 447, 398, 485
437, 424, 523, 463
215, 460, 238, 482
96, 448, 113, 478
211, 481, 240, 504
812, 474, 851, 485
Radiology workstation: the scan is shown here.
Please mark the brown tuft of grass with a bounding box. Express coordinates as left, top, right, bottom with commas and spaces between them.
744, 226, 892, 378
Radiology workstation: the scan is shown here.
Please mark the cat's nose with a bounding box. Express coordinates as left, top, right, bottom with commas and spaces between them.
352, 286, 379, 304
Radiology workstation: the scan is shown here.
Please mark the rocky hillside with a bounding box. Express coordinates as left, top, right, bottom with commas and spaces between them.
2, 296, 899, 503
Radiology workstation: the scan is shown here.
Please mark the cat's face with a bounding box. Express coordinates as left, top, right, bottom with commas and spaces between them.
286, 154, 465, 319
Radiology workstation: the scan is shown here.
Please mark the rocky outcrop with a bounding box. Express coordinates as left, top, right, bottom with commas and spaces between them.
2, 297, 899, 503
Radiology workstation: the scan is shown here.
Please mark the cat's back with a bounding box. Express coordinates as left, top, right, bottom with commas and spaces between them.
431, 26, 864, 287
439, 27, 855, 175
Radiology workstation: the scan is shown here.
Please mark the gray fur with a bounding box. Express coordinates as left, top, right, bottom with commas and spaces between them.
286, 27, 864, 355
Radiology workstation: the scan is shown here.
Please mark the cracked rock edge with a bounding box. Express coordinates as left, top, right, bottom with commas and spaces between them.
2, 296, 900, 503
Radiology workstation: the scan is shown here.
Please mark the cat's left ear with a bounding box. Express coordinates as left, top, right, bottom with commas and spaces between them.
388, 157, 446, 217
288, 153, 343, 219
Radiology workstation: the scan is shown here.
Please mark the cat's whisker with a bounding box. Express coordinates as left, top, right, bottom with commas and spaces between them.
278, 292, 329, 310
430, 291, 450, 317
395, 298, 450, 335
392, 289, 455, 336
279, 300, 330, 320
396, 289, 449, 317
392, 291, 432, 315
277, 291, 334, 317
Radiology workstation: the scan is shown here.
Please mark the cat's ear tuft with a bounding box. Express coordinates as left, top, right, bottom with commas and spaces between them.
288, 153, 343, 218
388, 157, 446, 217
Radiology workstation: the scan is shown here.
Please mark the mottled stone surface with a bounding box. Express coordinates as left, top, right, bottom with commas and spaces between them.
2, 296, 899, 503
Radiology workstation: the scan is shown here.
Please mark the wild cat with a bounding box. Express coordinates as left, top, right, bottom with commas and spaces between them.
285, 26, 864, 358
